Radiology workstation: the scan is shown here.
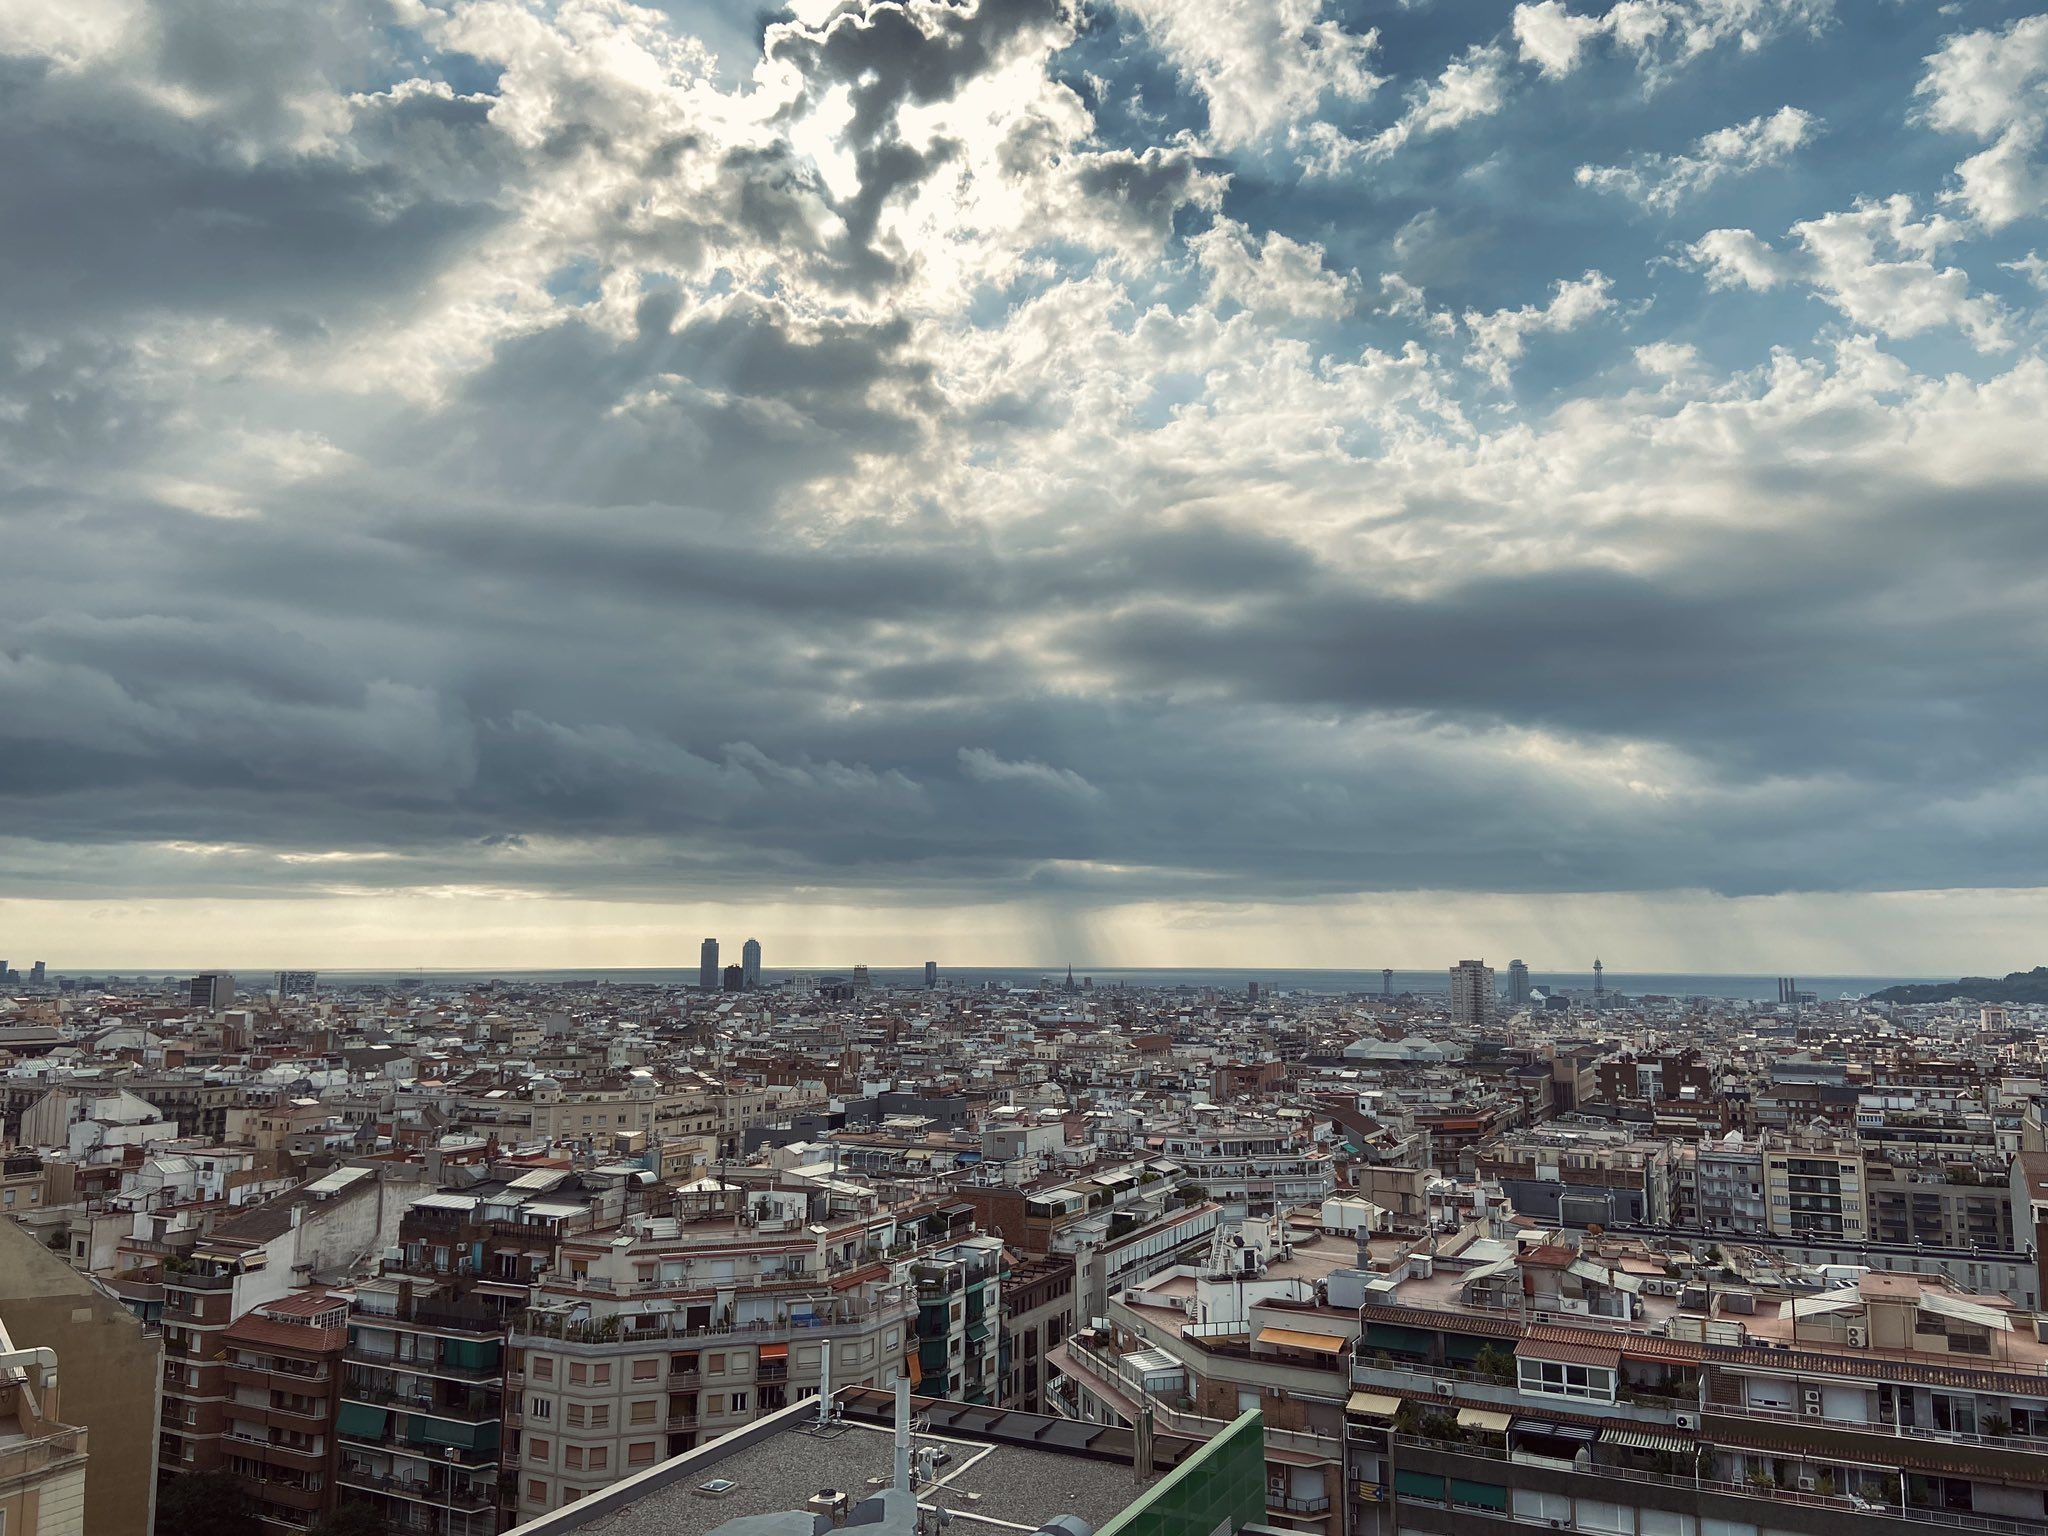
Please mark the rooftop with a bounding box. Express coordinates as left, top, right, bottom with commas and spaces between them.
548, 1392, 1161, 1536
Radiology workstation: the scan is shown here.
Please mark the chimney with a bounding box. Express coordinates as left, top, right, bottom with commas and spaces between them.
816, 1343, 833, 1426
893, 1375, 912, 1493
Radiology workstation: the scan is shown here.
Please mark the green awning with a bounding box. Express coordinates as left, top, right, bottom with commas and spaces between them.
1442, 1335, 1493, 1363
1394, 1470, 1443, 1500
1451, 1479, 1508, 1511
966, 1321, 993, 1343
1363, 1323, 1432, 1355
406, 1415, 473, 1449
337, 1403, 388, 1439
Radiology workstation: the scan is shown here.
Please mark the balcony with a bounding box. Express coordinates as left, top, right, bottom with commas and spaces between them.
165, 1269, 237, 1292
221, 1433, 324, 1469
1390, 1433, 2048, 1536
342, 1383, 499, 1422
345, 1345, 501, 1383
1350, 1359, 1692, 1426
338, 1466, 497, 1513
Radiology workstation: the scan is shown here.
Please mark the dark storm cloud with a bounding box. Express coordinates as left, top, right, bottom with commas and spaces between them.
4, 0, 2048, 924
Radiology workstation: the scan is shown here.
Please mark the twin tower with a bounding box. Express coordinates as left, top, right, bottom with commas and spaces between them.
699, 937, 760, 992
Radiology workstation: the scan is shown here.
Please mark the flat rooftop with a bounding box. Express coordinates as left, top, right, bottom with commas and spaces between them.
570, 1397, 1159, 1536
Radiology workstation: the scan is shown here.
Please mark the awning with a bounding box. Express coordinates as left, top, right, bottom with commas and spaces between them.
1601, 1426, 1696, 1455
1456, 1407, 1512, 1433
758, 1343, 789, 1361
1258, 1327, 1348, 1355
908, 1354, 923, 1386
1512, 1417, 1597, 1443
1919, 1289, 2013, 1332
336, 1403, 388, 1439
1346, 1391, 1402, 1418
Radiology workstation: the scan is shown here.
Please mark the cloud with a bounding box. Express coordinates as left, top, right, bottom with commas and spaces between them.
1917, 14, 2048, 229
1513, 0, 1833, 86
5, 0, 2048, 965
1578, 105, 1818, 209
1463, 270, 1614, 385
1688, 197, 2008, 350
1311, 43, 1511, 169
1115, 0, 1381, 152
1187, 217, 1353, 320
958, 747, 1103, 800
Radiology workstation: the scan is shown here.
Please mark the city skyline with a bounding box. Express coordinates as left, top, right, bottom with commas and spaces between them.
6, 1, 2048, 966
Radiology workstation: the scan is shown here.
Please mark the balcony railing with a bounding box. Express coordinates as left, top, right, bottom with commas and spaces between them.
1389, 1434, 2048, 1536
345, 1345, 501, 1383
513, 1297, 913, 1349
337, 1466, 497, 1512
1702, 1398, 2048, 1455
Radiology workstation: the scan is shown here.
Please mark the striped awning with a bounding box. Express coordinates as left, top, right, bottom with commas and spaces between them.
1600, 1426, 1696, 1455
1457, 1407, 1512, 1433
1258, 1327, 1348, 1354
1346, 1391, 1402, 1418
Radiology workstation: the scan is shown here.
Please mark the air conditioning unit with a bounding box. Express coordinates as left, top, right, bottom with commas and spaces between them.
1847, 1324, 1868, 1347
1674, 1411, 1697, 1431
1797, 1474, 1818, 1492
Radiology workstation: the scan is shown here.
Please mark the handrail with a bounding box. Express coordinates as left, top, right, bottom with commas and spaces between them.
1389, 1435, 2048, 1536
1703, 1397, 2048, 1453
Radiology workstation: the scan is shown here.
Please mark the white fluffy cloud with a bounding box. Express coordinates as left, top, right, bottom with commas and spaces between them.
1918, 14, 2048, 229
1513, 0, 1833, 85
1116, 0, 1381, 151
1578, 105, 1818, 209
1689, 197, 2007, 350
1464, 270, 1614, 385
1188, 218, 1354, 320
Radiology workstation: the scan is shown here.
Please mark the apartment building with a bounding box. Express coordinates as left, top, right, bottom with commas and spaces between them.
338, 1279, 506, 1536
1478, 1128, 1676, 1227
911, 1235, 1004, 1405
1863, 1150, 2012, 1249
0, 1216, 159, 1535
219, 1293, 348, 1530
501, 1199, 921, 1525
1338, 1250, 2048, 1536
1763, 1137, 1868, 1240
1151, 1124, 1336, 1211
0, 1318, 89, 1536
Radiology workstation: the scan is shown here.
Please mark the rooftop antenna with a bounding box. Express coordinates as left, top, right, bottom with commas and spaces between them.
893, 1375, 912, 1494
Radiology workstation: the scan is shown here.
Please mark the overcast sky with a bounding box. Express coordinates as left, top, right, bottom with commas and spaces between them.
5, 0, 2048, 972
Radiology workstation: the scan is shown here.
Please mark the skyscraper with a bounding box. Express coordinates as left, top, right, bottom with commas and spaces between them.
924, 960, 938, 989
1449, 959, 1496, 1030
1507, 958, 1530, 1008
741, 938, 761, 990
699, 938, 719, 992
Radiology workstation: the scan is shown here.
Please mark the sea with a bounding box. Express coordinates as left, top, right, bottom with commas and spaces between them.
82, 966, 1939, 1001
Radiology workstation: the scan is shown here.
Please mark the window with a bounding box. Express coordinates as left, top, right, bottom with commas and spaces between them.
528, 1396, 552, 1419
527, 1480, 547, 1503
591, 1405, 609, 1427
533, 1357, 555, 1381
630, 1399, 656, 1424
589, 1447, 609, 1471
565, 1446, 584, 1469
632, 1358, 658, 1381
628, 1441, 657, 1467
570, 1362, 587, 1384
566, 1404, 585, 1427
528, 1438, 549, 1460
594, 1363, 612, 1385
707, 1354, 724, 1375
730, 1391, 748, 1413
